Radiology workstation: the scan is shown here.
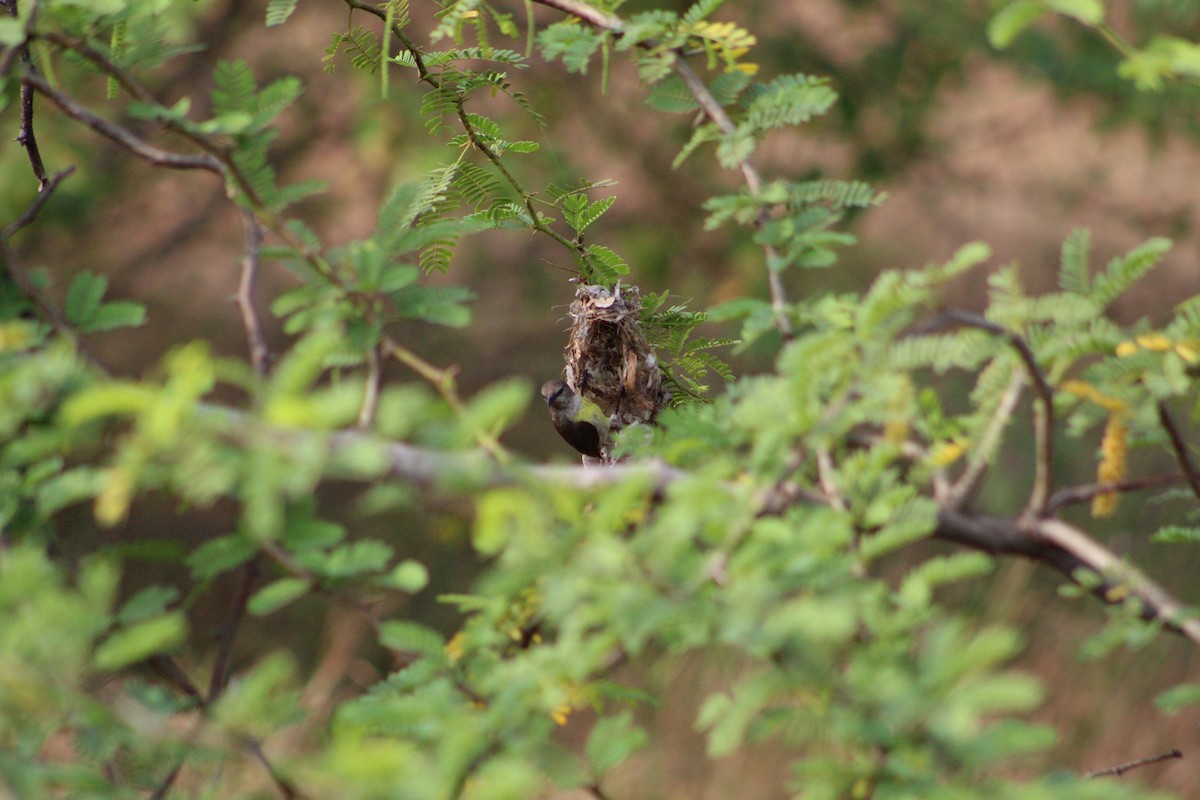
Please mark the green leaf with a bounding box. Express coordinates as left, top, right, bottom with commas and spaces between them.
187, 534, 258, 580
378, 620, 444, 656
1151, 525, 1200, 544
0, 18, 27, 47
645, 74, 699, 113
377, 559, 429, 592
1156, 683, 1200, 713
460, 377, 531, 440
82, 301, 146, 333
987, 1, 1045, 49
586, 710, 648, 775
266, 0, 299, 26
116, 585, 180, 625
1047, 0, 1104, 25
93, 612, 187, 671
64, 272, 107, 328
248, 577, 311, 615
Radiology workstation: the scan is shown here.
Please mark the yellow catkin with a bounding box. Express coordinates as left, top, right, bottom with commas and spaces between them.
1176, 342, 1199, 364
95, 466, 134, 527
1114, 341, 1139, 357
1135, 333, 1173, 352
1091, 414, 1128, 518
930, 439, 967, 467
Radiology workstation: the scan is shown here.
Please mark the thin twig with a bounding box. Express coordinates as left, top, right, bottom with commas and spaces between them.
1157, 401, 1200, 502
816, 447, 847, 512
357, 344, 382, 429
207, 558, 260, 703
2, 165, 74, 238
245, 738, 307, 800
16, 60, 48, 189
22, 72, 223, 173
939, 309, 1054, 518
1086, 748, 1182, 779
1047, 473, 1186, 516
146, 654, 206, 708
236, 209, 270, 377
949, 367, 1025, 508
672, 59, 794, 339
0, 231, 109, 372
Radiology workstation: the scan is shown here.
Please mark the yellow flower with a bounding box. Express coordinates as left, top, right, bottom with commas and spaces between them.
929, 439, 967, 467
1114, 341, 1139, 357
1135, 333, 1172, 351
1091, 414, 1128, 518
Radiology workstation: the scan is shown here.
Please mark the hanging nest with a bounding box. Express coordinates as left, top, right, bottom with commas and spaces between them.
560, 282, 669, 443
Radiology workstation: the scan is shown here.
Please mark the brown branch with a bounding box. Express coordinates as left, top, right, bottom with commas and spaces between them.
146, 654, 206, 708
1157, 401, 1200, 502
1047, 473, 1186, 515
236, 209, 270, 377
24, 72, 223, 173
17, 66, 48, 189
245, 738, 308, 800
207, 558, 260, 703
357, 344, 382, 429
1086, 748, 1182, 778
935, 510, 1200, 645
672, 59, 793, 339
2, 165, 74, 238
949, 367, 1024, 508
938, 309, 1055, 518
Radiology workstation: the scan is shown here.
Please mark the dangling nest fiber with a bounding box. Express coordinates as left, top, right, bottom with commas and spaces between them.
561, 282, 669, 437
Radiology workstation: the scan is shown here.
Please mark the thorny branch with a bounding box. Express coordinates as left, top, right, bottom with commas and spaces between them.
22, 72, 224, 173
938, 309, 1056, 519
948, 367, 1024, 508
306, 419, 1200, 646
1086, 748, 1183, 779
1157, 401, 1200, 502
236, 209, 270, 377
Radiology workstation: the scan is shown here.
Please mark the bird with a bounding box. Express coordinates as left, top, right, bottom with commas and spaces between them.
540, 379, 610, 459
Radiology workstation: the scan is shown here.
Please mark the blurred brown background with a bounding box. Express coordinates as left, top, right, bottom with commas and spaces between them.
5, 0, 1200, 794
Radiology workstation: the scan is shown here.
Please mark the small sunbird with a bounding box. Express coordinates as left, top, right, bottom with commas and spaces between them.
540, 379, 610, 458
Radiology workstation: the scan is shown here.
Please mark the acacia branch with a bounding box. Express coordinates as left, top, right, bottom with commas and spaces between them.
22, 72, 223, 173
1047, 473, 1186, 515
236, 209, 270, 377
949, 367, 1024, 508
2, 165, 74, 238
207, 558, 259, 703
939, 309, 1055, 518
1086, 748, 1182, 779
1157, 401, 1200, 502
306, 420, 1200, 644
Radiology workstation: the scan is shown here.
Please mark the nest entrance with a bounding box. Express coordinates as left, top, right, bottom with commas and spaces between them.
560, 283, 669, 445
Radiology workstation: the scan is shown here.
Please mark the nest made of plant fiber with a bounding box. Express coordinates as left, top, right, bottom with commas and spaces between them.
560, 282, 669, 433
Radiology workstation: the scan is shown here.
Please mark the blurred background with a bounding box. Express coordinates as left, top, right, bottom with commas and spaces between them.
4, 0, 1200, 795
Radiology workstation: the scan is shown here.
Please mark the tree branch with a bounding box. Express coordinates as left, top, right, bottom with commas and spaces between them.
2, 165, 74, 238
938, 309, 1055, 518
949, 366, 1024, 509
1086, 748, 1182, 779
1047, 473, 1186, 515
235, 209, 270, 377
1157, 401, 1200, 502
301, 417, 1200, 645
22, 72, 223, 173
207, 558, 259, 703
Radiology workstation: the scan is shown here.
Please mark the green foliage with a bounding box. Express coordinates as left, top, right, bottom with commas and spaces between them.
0, 0, 1196, 798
